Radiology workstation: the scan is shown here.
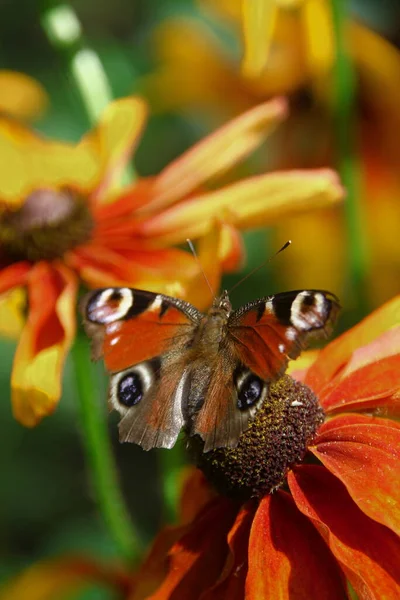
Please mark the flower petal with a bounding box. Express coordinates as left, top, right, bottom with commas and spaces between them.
11, 262, 77, 426
246, 490, 346, 599
305, 295, 400, 394
311, 415, 400, 534
0, 261, 30, 294
241, 0, 278, 78
148, 499, 238, 600
79, 96, 147, 202
178, 469, 216, 525
183, 222, 223, 309
147, 98, 288, 212
319, 353, 400, 414
0, 287, 25, 338
219, 223, 245, 272
0, 70, 48, 120
140, 169, 344, 246
288, 465, 400, 599
202, 503, 255, 600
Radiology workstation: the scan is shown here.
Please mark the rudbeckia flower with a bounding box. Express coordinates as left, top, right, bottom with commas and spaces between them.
130, 295, 400, 599
0, 96, 343, 427
143, 0, 400, 304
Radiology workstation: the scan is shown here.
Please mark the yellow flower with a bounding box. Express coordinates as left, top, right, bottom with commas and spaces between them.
0, 95, 343, 427
144, 0, 400, 305
0, 70, 48, 120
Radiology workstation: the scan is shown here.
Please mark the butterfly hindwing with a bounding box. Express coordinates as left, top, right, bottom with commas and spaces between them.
228, 290, 340, 381
80, 287, 201, 449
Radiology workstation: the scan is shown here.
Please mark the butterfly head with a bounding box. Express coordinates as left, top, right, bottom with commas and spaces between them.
212, 290, 232, 315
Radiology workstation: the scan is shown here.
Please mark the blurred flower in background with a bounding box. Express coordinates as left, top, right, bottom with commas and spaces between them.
143, 0, 400, 305
0, 94, 342, 428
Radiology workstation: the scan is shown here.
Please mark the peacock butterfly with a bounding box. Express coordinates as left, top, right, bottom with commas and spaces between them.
80, 286, 340, 452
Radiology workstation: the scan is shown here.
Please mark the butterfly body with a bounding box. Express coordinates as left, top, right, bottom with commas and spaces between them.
81, 287, 339, 452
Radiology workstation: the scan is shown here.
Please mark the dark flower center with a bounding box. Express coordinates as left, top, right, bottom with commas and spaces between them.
0, 188, 94, 262
188, 375, 324, 501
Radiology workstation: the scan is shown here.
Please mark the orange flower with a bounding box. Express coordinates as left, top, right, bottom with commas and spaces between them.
130, 296, 400, 599
144, 1, 400, 304
0, 96, 343, 426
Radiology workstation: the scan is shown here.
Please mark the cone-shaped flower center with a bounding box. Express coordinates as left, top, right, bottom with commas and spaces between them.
0, 188, 94, 261
189, 376, 324, 500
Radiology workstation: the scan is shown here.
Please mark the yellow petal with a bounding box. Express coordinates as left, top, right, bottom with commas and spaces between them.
11, 262, 77, 426
241, 0, 279, 78
79, 96, 148, 202
0, 70, 48, 120
302, 0, 335, 78
0, 287, 26, 339
140, 168, 344, 245
0, 97, 147, 209
148, 98, 288, 212
142, 18, 252, 115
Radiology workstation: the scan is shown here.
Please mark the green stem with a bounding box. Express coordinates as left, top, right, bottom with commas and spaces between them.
41, 2, 112, 123
71, 335, 141, 562
159, 444, 186, 523
331, 0, 369, 315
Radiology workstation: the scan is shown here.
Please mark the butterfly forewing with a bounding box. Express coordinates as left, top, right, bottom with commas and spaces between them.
228, 290, 340, 381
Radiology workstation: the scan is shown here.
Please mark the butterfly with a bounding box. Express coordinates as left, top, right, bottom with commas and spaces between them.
81, 287, 340, 452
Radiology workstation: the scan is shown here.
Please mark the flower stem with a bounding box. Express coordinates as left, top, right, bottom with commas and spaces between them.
159, 444, 186, 523
71, 334, 141, 562
331, 0, 369, 315
41, 1, 136, 181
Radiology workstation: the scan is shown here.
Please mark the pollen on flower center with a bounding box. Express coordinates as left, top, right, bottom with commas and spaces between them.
188, 376, 325, 500
0, 188, 94, 261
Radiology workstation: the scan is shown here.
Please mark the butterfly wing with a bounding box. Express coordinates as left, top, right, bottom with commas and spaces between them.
80, 287, 201, 449
228, 290, 340, 381
191, 290, 340, 451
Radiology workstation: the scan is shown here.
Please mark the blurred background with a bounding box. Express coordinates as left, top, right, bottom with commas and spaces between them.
0, 0, 399, 597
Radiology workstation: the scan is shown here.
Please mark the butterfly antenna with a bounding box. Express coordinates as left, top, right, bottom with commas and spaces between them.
228, 240, 292, 294
186, 239, 215, 302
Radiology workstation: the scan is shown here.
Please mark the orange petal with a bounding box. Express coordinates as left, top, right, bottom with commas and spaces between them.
318, 354, 400, 415
11, 262, 77, 426
0, 261, 30, 294
147, 98, 288, 213
311, 414, 400, 535
202, 503, 254, 600
140, 168, 344, 246
288, 465, 400, 599
178, 469, 216, 525
246, 490, 346, 599
241, 0, 278, 78
0, 70, 48, 120
149, 499, 237, 600
130, 524, 189, 600
79, 96, 147, 203
219, 223, 245, 272
184, 222, 223, 310
0, 557, 131, 600
305, 295, 400, 394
